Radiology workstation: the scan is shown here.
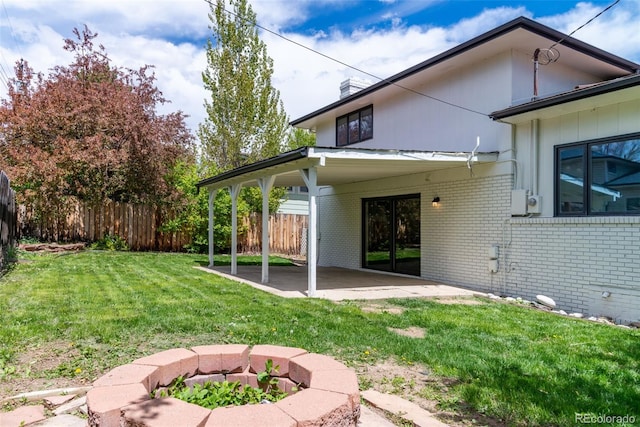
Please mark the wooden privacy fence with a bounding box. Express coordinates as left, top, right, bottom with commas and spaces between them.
18, 201, 191, 251
240, 212, 308, 256
18, 200, 308, 255
1, 171, 17, 268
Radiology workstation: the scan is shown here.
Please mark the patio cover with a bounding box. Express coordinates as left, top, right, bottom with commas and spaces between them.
196, 146, 498, 296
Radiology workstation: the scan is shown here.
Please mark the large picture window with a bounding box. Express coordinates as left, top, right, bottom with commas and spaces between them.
556, 133, 640, 216
336, 105, 373, 146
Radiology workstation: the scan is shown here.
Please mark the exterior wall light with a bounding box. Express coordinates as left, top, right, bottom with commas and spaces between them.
432, 196, 440, 207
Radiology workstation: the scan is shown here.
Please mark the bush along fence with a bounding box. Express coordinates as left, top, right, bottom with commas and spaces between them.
0, 171, 17, 269
18, 200, 308, 255
18, 201, 191, 252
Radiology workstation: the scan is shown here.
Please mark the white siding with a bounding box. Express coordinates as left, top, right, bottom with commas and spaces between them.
315, 53, 516, 153
277, 199, 309, 216
514, 98, 640, 217
511, 49, 607, 105
365, 54, 512, 153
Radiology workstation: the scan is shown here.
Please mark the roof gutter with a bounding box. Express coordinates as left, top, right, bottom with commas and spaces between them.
195, 147, 309, 188
490, 74, 640, 120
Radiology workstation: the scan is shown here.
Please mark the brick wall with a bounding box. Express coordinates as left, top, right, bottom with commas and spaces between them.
317, 170, 513, 292
316, 168, 640, 323
421, 174, 512, 289
505, 217, 640, 324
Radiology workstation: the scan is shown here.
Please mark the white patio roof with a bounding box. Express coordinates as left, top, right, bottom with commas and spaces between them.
196, 146, 499, 191
196, 146, 498, 298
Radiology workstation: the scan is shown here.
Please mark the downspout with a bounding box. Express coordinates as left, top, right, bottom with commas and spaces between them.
502, 123, 516, 295
510, 124, 518, 189
531, 119, 540, 196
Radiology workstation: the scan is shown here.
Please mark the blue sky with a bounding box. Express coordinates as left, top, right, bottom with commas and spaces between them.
1, 0, 639, 132
286, 1, 617, 34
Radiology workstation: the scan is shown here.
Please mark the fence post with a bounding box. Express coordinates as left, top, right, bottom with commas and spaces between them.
1, 171, 17, 269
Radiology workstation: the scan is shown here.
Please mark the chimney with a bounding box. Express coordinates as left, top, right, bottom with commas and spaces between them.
339, 77, 372, 99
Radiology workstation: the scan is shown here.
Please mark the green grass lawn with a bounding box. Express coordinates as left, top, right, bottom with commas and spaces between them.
1, 251, 639, 426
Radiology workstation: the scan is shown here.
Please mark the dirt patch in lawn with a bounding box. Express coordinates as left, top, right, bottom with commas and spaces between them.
357, 297, 483, 316
387, 326, 426, 338
431, 296, 485, 305
1, 341, 90, 400
359, 303, 405, 315
356, 359, 505, 427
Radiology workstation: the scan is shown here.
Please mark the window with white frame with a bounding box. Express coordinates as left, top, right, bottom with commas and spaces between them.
556, 133, 640, 215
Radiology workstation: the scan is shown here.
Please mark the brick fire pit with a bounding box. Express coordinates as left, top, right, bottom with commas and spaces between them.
86, 344, 360, 427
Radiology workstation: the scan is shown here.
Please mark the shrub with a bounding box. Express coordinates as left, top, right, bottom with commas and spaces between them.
90, 235, 129, 251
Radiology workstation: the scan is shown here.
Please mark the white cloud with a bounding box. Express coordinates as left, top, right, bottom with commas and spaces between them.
446, 6, 530, 42
1, 0, 639, 138
538, 1, 640, 60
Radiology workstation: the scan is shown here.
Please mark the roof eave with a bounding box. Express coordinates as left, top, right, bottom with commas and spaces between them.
290, 16, 640, 127
490, 74, 640, 121
195, 147, 309, 189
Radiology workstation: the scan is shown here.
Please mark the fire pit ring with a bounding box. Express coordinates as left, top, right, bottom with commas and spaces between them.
86, 344, 360, 426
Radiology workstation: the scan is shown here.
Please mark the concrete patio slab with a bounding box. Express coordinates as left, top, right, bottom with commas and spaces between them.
196, 265, 483, 301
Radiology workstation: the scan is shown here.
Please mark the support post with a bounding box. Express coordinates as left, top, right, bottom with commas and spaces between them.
208, 189, 217, 268
300, 167, 318, 297
229, 184, 242, 275
257, 176, 276, 283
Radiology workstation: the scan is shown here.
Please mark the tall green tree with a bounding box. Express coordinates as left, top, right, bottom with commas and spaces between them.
199, 0, 289, 172
286, 127, 316, 151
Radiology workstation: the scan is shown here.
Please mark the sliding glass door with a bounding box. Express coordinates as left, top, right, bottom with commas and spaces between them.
363, 194, 420, 276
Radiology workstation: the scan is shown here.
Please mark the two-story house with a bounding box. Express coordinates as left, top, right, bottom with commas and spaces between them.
197, 17, 640, 324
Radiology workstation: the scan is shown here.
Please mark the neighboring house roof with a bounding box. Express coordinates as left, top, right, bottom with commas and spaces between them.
491, 73, 640, 121
606, 171, 640, 187
291, 16, 639, 130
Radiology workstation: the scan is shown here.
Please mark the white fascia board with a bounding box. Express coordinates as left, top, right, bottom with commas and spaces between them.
202, 157, 320, 191
307, 147, 497, 163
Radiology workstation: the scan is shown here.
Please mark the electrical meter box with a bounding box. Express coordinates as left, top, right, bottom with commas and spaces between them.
488, 245, 499, 260
511, 190, 528, 216
528, 195, 542, 214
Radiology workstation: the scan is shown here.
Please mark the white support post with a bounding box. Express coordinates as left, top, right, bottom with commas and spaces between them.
257, 176, 276, 283
229, 184, 242, 275
300, 167, 318, 297
208, 189, 217, 268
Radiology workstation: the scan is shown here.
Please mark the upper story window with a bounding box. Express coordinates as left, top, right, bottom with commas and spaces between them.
556, 133, 640, 216
336, 105, 373, 146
